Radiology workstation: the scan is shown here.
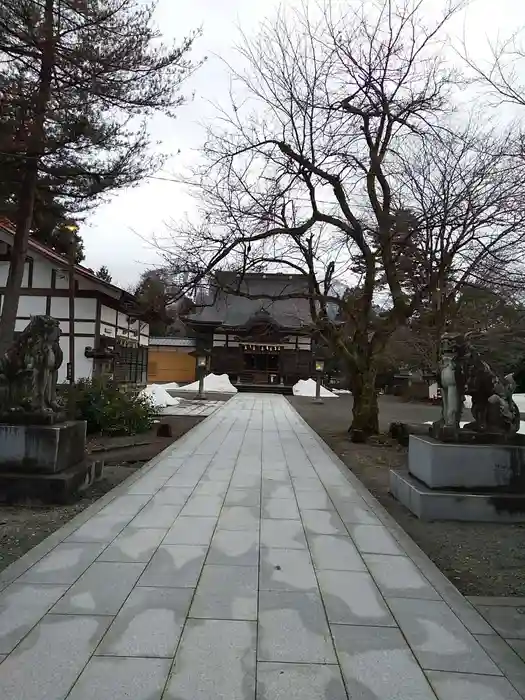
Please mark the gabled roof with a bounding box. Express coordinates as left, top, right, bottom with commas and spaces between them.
186, 273, 313, 330
0, 218, 135, 302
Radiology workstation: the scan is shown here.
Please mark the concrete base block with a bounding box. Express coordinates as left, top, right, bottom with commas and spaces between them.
0, 421, 87, 474
0, 460, 97, 504
408, 435, 525, 490
390, 469, 525, 522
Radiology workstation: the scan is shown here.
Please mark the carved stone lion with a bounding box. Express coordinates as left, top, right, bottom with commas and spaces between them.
433, 330, 519, 438
462, 341, 520, 435
0, 315, 63, 417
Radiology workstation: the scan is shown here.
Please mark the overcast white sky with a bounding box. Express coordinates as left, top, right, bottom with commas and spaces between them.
81, 0, 525, 289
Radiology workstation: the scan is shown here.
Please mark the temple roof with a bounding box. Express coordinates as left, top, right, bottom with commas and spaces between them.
185, 273, 313, 330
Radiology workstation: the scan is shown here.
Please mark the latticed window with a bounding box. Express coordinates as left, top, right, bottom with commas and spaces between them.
114, 343, 148, 385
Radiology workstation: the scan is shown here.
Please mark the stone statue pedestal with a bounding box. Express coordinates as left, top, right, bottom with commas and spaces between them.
0, 420, 100, 503
390, 434, 525, 522
409, 435, 525, 490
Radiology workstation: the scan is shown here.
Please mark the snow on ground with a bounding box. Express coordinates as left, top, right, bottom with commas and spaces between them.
176, 373, 238, 394
140, 384, 181, 409
162, 381, 180, 390
463, 393, 525, 413
293, 378, 338, 398
333, 389, 352, 394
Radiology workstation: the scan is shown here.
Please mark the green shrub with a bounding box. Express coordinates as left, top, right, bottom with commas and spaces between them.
70, 379, 156, 435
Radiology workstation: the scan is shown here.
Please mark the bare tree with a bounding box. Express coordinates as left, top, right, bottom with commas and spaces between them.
463, 29, 525, 110
162, 0, 525, 439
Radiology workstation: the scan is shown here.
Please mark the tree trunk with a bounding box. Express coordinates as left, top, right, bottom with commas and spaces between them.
0, 0, 55, 355
349, 364, 379, 442
0, 166, 39, 355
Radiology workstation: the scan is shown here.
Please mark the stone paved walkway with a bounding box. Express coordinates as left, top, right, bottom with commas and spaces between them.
0, 394, 524, 699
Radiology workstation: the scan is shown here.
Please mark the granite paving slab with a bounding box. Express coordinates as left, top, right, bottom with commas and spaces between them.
258, 590, 337, 663
333, 500, 381, 525
218, 505, 261, 531
508, 638, 525, 663
333, 624, 438, 700
363, 553, 441, 600
129, 503, 183, 528
163, 516, 217, 545
475, 634, 525, 698
164, 618, 256, 700
262, 497, 300, 519
97, 527, 166, 563
317, 569, 396, 626
67, 513, 132, 543
96, 586, 193, 657
51, 561, 145, 615
0, 582, 69, 653
260, 519, 307, 549
0, 614, 112, 700
259, 548, 318, 592
348, 523, 405, 555
301, 508, 348, 536
1, 394, 525, 699
295, 489, 334, 510
138, 544, 207, 588
225, 488, 261, 506
476, 606, 525, 640
207, 529, 260, 566
256, 662, 348, 700
67, 656, 172, 700
18, 542, 107, 584
189, 564, 258, 620
150, 486, 193, 505
388, 597, 502, 675
426, 670, 523, 700
99, 493, 152, 515
308, 533, 366, 572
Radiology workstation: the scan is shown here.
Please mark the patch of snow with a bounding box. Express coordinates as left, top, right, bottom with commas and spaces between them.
162, 381, 180, 389
140, 384, 181, 409
514, 394, 525, 413
333, 389, 352, 394
177, 373, 238, 394
293, 378, 338, 398
428, 382, 439, 400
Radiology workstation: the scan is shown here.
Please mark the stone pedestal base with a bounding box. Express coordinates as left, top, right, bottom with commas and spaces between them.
0, 459, 104, 504
390, 469, 525, 522
0, 421, 86, 473
0, 420, 93, 503
408, 435, 525, 490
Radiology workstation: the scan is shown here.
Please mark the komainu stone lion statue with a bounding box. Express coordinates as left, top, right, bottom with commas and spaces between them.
0, 315, 63, 419
462, 340, 520, 435
433, 331, 519, 438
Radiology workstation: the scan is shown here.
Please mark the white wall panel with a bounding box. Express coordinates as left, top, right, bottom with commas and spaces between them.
18, 296, 46, 317
32, 262, 52, 287
50, 297, 70, 318
75, 297, 97, 319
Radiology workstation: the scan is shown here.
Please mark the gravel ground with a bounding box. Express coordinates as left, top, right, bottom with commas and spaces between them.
289, 394, 525, 597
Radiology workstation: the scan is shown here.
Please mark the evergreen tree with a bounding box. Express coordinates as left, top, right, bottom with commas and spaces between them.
0, 0, 200, 352
95, 265, 112, 283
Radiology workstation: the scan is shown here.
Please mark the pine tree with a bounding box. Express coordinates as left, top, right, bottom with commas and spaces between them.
95, 265, 112, 283
0, 0, 200, 353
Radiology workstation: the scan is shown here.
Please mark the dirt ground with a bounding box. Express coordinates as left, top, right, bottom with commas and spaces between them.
0, 414, 204, 574
289, 394, 525, 597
